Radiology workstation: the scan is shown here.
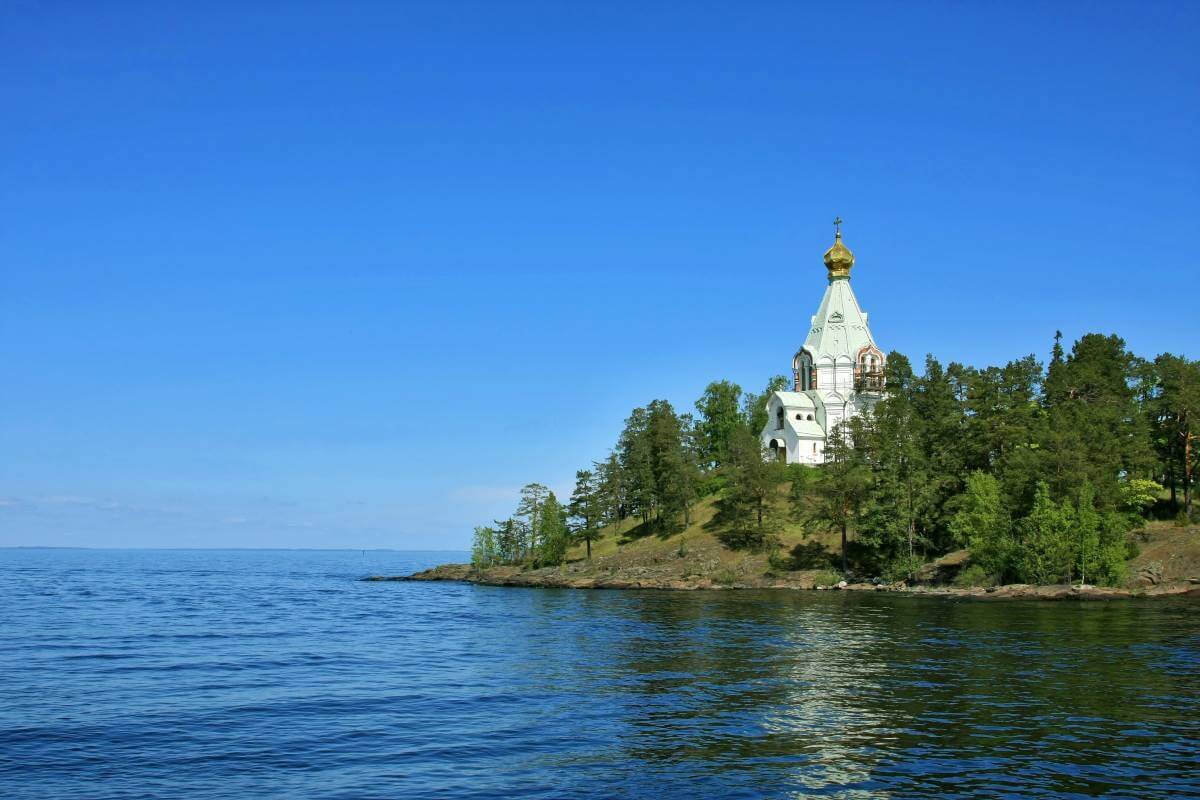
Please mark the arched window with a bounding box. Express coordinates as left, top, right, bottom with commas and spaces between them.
793, 349, 816, 392
806, 414, 814, 421
775, 407, 785, 430
856, 347, 884, 392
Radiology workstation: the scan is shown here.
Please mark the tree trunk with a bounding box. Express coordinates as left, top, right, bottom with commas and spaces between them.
586, 535, 592, 560
1185, 430, 1194, 516
841, 521, 848, 575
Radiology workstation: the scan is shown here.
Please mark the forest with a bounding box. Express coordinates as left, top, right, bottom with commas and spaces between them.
471, 332, 1199, 587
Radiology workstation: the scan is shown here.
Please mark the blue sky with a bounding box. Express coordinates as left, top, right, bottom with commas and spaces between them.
2, 2, 1197, 549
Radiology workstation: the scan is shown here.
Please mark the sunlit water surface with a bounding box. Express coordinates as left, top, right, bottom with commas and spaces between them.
2, 549, 1198, 798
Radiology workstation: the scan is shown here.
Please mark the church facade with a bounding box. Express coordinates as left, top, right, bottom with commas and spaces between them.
761, 222, 885, 464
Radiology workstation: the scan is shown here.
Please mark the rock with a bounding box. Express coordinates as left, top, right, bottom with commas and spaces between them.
836, 580, 848, 589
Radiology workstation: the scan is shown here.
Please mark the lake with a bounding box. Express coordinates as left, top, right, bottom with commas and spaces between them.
2, 549, 1198, 798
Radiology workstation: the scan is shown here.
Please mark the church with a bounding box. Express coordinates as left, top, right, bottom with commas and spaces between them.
761, 221, 885, 464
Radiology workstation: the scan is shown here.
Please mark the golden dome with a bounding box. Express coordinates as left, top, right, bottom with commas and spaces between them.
823, 218, 854, 280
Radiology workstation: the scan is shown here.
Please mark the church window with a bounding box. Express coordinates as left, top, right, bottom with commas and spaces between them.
794, 350, 816, 392
812, 442, 817, 453
806, 414, 814, 421
775, 407, 785, 430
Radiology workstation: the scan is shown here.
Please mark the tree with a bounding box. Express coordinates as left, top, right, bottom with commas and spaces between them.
708, 425, 786, 550
1074, 481, 1101, 586
809, 420, 871, 575
949, 470, 1010, 558
618, 407, 655, 524
1015, 482, 1074, 584
470, 525, 498, 568
568, 469, 603, 559
1151, 354, 1200, 515
856, 354, 929, 565
493, 517, 521, 564
594, 452, 626, 530
538, 491, 570, 566
647, 399, 700, 534
1044, 334, 1154, 505
694, 380, 745, 470
516, 483, 550, 561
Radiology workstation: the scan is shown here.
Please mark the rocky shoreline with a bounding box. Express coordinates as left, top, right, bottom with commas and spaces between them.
364, 563, 1200, 601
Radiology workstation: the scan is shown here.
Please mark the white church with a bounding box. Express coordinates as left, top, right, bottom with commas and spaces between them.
761, 220, 885, 464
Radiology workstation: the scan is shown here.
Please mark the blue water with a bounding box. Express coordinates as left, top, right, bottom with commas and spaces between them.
2, 549, 1199, 799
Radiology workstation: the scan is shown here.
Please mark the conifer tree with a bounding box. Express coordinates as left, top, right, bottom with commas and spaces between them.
538, 492, 570, 566
618, 407, 655, 524
1016, 482, 1074, 584
594, 452, 626, 530
709, 425, 786, 550
695, 380, 745, 470
809, 420, 871, 575
516, 483, 549, 560
568, 469, 602, 559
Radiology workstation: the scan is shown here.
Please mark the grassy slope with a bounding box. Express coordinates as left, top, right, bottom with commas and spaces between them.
559, 487, 844, 584
558, 491, 1200, 588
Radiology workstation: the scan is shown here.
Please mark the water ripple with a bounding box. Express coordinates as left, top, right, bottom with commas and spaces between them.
1, 549, 1199, 799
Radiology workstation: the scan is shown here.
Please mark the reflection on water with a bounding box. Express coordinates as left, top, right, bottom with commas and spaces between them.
1, 549, 1198, 799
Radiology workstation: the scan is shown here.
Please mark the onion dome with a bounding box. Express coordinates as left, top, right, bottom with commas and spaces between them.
823, 217, 855, 280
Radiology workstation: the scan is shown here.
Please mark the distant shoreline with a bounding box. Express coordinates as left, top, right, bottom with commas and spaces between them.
366, 563, 1200, 601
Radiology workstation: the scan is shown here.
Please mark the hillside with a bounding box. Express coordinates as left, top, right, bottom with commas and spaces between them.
384, 492, 1200, 598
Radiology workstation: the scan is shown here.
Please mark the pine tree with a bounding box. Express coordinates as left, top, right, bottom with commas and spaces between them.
515, 483, 549, 561
949, 470, 1010, 561
809, 419, 871, 575
709, 425, 786, 550
568, 469, 602, 559
538, 492, 570, 566
618, 407, 655, 524
1152, 354, 1200, 515
694, 380, 745, 470
594, 452, 626, 531
1016, 482, 1074, 584
647, 399, 699, 534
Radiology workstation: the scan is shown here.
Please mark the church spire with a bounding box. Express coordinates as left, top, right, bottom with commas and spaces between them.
822, 216, 855, 281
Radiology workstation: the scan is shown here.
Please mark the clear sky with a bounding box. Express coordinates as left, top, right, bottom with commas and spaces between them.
2, 2, 1197, 549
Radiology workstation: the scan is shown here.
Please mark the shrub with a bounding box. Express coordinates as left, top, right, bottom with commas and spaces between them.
953, 564, 994, 587
812, 569, 842, 587
713, 568, 737, 585
788, 540, 835, 570
883, 554, 924, 583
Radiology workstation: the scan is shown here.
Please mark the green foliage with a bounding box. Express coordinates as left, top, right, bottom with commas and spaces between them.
743, 375, 790, 438
694, 380, 744, 470
617, 400, 701, 534
786, 539, 835, 570
1015, 482, 1075, 584
467, 331, 1186, 587
807, 420, 871, 573
883, 553, 925, 583
953, 564, 994, 587
1119, 478, 1163, 515
537, 491, 570, 566
568, 469, 603, 559
709, 427, 787, 550
712, 568, 738, 585
812, 569, 842, 587
470, 525, 497, 568
949, 471, 1010, 553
